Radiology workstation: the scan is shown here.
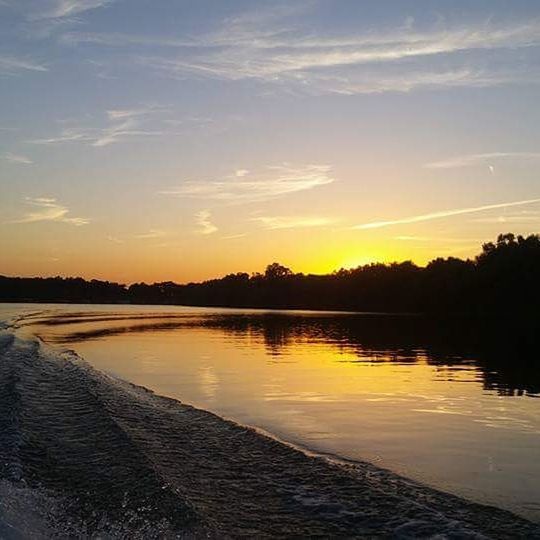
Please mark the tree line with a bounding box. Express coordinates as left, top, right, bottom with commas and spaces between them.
1, 233, 539, 315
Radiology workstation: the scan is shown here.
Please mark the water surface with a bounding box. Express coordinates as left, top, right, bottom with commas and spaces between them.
9, 303, 540, 522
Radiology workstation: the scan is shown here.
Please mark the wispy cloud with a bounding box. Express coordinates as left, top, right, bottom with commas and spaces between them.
2, 152, 33, 164
0, 55, 48, 74
64, 18, 540, 64
14, 197, 89, 225
302, 69, 513, 96
92, 117, 163, 147
27, 127, 90, 144
65, 11, 540, 93
27, 107, 167, 147
221, 233, 247, 240
195, 210, 218, 235
394, 235, 482, 244
141, 26, 540, 81
15, 0, 113, 20
424, 152, 540, 169
105, 106, 169, 121
354, 198, 540, 230
59, 3, 306, 48
471, 210, 540, 224
59, 31, 196, 48
134, 229, 166, 239
144, 57, 512, 95
106, 235, 123, 244
160, 164, 334, 203
47, 0, 112, 19
252, 215, 334, 230
3, 0, 118, 43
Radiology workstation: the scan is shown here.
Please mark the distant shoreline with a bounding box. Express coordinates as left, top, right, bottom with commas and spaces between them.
2, 300, 540, 327
2, 233, 540, 315
0, 298, 415, 315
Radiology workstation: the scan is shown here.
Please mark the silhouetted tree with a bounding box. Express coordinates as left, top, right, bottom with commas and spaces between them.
1, 233, 539, 315
264, 263, 293, 279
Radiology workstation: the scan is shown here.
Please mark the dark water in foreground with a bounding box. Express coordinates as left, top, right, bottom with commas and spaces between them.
1, 303, 540, 532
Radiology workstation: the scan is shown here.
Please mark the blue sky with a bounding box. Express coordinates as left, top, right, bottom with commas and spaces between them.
1, 0, 540, 282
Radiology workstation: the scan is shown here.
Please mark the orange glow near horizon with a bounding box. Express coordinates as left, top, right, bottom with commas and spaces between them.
0, 224, 488, 284
1, 1, 540, 286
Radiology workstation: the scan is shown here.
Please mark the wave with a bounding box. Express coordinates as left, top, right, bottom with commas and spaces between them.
0, 322, 539, 538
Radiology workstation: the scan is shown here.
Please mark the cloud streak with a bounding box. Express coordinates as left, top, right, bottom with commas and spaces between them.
14, 197, 89, 225
393, 235, 483, 244
2, 152, 33, 164
0, 55, 47, 74
14, 0, 113, 20
64, 12, 540, 93
28, 107, 167, 147
424, 152, 540, 169
134, 229, 166, 239
252, 215, 334, 230
64, 18, 540, 62
354, 198, 540, 230
471, 211, 540, 224
147, 23, 540, 80
161, 164, 334, 203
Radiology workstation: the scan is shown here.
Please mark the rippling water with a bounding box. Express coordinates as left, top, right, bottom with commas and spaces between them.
5, 303, 540, 523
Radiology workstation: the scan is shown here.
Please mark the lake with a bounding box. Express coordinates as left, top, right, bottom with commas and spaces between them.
5, 303, 540, 522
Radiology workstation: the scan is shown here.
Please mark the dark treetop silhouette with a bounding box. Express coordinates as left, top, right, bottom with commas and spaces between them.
1, 233, 539, 315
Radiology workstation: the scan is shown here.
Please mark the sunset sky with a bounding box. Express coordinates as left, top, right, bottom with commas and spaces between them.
1, 0, 540, 283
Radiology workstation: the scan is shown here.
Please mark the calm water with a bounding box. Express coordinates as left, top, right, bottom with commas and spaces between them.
5, 303, 540, 521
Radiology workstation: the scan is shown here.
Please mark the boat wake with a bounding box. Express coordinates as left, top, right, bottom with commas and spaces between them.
0, 318, 538, 538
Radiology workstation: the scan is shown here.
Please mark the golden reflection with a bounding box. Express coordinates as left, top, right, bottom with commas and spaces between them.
27, 307, 540, 522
